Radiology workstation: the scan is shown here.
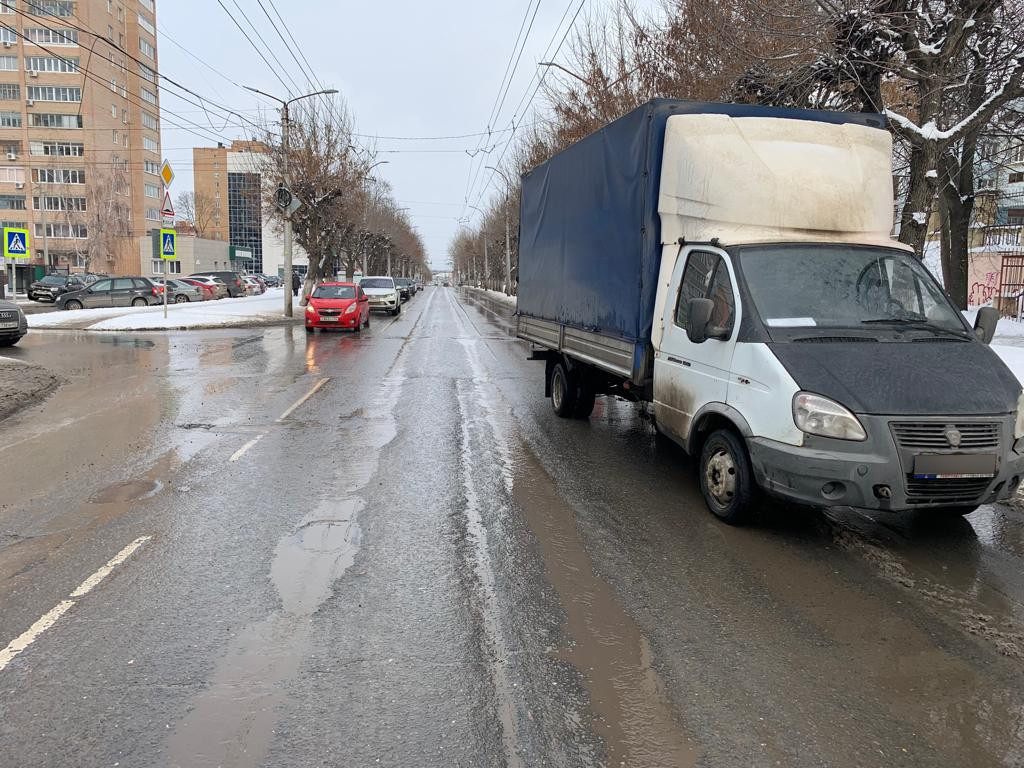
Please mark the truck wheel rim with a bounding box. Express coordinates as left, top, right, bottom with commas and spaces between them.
706, 449, 737, 506
552, 370, 564, 411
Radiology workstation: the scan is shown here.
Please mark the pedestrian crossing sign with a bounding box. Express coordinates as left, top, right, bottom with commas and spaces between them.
160, 228, 177, 260
3, 227, 30, 259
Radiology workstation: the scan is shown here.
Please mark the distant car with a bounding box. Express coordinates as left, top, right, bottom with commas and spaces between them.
82, 273, 108, 286
242, 276, 265, 295
28, 274, 87, 302
189, 271, 246, 298
0, 300, 27, 347
184, 275, 228, 299
360, 276, 401, 315
443, 281, 451, 287
162, 279, 204, 303
179, 278, 218, 301
305, 282, 370, 333
394, 277, 415, 300
261, 274, 282, 288
57, 277, 162, 310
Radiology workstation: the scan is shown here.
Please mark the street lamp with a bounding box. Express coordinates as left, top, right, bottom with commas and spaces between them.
486, 166, 515, 296
243, 86, 338, 317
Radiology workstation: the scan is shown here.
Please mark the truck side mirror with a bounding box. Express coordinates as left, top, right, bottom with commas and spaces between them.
686, 298, 714, 344
974, 306, 998, 345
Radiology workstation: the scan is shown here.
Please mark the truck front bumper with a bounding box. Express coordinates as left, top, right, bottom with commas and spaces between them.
747, 413, 1024, 511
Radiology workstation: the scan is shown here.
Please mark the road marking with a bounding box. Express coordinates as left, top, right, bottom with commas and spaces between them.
0, 536, 151, 672
276, 378, 329, 422
229, 434, 265, 462
69, 536, 152, 598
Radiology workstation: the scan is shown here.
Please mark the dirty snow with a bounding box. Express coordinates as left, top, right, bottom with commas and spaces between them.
467, 287, 517, 307
28, 289, 295, 331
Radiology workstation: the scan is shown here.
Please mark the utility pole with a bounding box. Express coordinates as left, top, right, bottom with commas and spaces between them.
244, 85, 338, 318
386, 241, 391, 276
486, 166, 515, 296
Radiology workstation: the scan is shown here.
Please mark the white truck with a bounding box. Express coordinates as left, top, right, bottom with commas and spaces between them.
516, 99, 1022, 523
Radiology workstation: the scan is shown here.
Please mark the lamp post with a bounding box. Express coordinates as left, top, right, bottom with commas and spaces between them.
244, 86, 338, 317
486, 165, 515, 296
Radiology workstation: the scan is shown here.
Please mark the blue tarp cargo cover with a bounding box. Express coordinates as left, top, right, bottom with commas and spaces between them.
516, 99, 885, 349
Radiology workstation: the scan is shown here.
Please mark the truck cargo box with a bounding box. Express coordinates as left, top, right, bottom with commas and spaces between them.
516, 98, 885, 383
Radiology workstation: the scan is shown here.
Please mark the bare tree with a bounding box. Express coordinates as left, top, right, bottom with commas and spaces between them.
54, 161, 131, 274
176, 191, 220, 238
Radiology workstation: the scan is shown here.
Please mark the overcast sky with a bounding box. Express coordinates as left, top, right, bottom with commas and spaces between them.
157, 0, 655, 270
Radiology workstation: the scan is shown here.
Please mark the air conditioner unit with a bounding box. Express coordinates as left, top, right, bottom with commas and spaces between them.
14, 182, 23, 189
28, 70, 37, 78
25, 99, 33, 107
2, 41, 11, 49
6, 152, 16, 161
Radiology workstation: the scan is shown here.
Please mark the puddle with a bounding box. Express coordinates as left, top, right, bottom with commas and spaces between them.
514, 446, 701, 768
91, 478, 163, 504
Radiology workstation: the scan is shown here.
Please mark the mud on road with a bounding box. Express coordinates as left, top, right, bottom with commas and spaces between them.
0, 358, 60, 421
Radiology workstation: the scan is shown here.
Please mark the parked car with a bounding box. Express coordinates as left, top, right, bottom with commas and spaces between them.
162, 279, 204, 303
57, 276, 162, 310
82, 273, 108, 286
242, 276, 265, 295
0, 300, 27, 347
262, 274, 282, 288
184, 275, 228, 299
304, 282, 370, 332
189, 271, 246, 298
179, 278, 218, 301
394, 277, 415, 300
359, 276, 401, 316
249, 274, 268, 292
28, 274, 87, 302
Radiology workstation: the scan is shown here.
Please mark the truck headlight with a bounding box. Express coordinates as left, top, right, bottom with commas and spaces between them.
1015, 391, 1024, 440
793, 392, 867, 441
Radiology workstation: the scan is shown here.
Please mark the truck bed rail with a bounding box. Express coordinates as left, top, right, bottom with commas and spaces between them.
517, 315, 639, 381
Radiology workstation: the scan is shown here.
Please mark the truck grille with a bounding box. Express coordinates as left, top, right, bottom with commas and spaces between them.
891, 422, 1000, 451
904, 477, 992, 505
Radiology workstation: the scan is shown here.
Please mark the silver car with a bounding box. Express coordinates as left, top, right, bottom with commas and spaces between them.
163, 279, 205, 303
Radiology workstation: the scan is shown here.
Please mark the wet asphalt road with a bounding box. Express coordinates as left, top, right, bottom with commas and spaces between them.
2, 286, 1024, 767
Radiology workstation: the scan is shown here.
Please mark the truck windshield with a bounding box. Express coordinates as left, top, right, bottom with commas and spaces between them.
736, 244, 969, 335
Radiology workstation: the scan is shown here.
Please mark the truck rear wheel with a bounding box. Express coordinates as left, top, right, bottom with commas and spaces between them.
699, 429, 757, 525
550, 362, 577, 418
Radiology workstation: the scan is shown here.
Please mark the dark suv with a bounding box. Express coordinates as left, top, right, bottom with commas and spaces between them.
189, 271, 247, 298
57, 277, 162, 310
28, 274, 87, 302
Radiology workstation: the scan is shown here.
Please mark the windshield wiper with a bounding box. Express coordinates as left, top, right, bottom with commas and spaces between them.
861, 318, 969, 337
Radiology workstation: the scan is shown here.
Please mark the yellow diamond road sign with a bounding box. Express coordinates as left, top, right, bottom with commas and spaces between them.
160, 160, 174, 188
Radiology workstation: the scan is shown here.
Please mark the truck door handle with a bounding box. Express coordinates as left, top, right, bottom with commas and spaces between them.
667, 356, 689, 366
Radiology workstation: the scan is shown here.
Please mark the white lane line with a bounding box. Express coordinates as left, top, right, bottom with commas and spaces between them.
69, 536, 152, 598
229, 433, 265, 463
0, 536, 151, 672
276, 377, 330, 423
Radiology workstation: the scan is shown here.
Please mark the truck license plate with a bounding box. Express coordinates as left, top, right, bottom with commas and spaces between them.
913, 453, 996, 479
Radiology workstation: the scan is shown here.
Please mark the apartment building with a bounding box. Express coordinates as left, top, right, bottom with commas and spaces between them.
0, 0, 161, 284
193, 139, 308, 276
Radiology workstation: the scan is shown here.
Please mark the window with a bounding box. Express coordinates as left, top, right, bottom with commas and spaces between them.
144, 182, 159, 198
26, 1, 75, 17
35, 222, 87, 238
0, 27, 15, 44
140, 85, 157, 105
117, 5, 122, 22
111, 103, 117, 118
109, 76, 116, 93
25, 56, 79, 72
122, 108, 127, 124
29, 140, 83, 156
139, 37, 154, 59
25, 27, 78, 45
1008, 209, 1024, 226
978, 176, 995, 190
157, 261, 181, 274
27, 85, 82, 102
138, 0, 153, 11
0, 219, 26, 230
0, 166, 23, 183
112, 129, 118, 144
0, 82, 19, 100
0, 195, 26, 210
106, 24, 113, 40
107, 0, 111, 11
0, 56, 16, 71
33, 168, 84, 184
144, 159, 158, 175
31, 112, 81, 128
34, 195, 86, 212
143, 135, 157, 152
145, 207, 159, 220
0, 1, 13, 14
137, 12, 154, 35
1010, 172, 1024, 185
0, 110, 21, 127
138, 62, 155, 83
1010, 145, 1024, 164
674, 251, 735, 336
141, 110, 157, 130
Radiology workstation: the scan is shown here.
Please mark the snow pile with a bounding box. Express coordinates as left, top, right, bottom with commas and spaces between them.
28, 289, 295, 331
467, 287, 517, 307
993, 345, 1024, 385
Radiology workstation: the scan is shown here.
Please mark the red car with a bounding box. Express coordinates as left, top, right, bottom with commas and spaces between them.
304, 282, 371, 332
180, 278, 218, 301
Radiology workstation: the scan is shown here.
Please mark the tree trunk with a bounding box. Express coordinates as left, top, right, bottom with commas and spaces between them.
897, 143, 938, 257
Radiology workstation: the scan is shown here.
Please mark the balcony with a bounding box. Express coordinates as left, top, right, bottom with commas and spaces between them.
984, 226, 1024, 247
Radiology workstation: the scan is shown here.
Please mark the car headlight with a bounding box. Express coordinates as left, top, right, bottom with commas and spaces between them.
305, 304, 317, 315
793, 392, 867, 441
344, 303, 358, 315
1015, 390, 1024, 440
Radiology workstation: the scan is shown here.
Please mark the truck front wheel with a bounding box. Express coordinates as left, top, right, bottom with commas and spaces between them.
550, 362, 578, 418
699, 429, 757, 525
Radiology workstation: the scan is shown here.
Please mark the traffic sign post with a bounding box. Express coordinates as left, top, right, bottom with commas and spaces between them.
160, 159, 175, 319
3, 226, 30, 297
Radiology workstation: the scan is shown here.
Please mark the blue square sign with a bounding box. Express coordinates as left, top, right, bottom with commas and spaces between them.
3, 227, 30, 259
159, 228, 177, 260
